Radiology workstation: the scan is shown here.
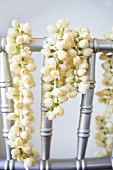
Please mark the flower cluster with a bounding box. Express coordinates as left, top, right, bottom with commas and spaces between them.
5, 20, 39, 168
41, 18, 92, 120
95, 27, 113, 157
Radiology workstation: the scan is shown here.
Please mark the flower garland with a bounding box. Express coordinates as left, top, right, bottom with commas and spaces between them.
41, 18, 93, 120
95, 27, 113, 157
5, 20, 39, 168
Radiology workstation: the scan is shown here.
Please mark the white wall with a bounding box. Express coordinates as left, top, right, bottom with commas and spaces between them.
0, 0, 113, 159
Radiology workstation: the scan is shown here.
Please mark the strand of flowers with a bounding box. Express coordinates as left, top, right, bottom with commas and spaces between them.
40, 18, 93, 120
95, 27, 113, 157
5, 20, 39, 168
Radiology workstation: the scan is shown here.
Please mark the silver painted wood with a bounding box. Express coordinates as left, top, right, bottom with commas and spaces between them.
77, 52, 96, 160
40, 38, 53, 167
0, 157, 112, 170
0, 37, 14, 161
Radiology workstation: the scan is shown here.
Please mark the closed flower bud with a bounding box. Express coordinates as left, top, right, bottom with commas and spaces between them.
21, 119, 30, 126
43, 83, 53, 91
101, 62, 110, 70
43, 75, 54, 83
65, 76, 74, 83
47, 25, 57, 34
68, 49, 77, 57
59, 64, 67, 71
23, 23, 32, 34
44, 91, 52, 98
12, 20, 20, 28
58, 95, 68, 102
51, 88, 62, 97
73, 56, 81, 65
44, 98, 54, 108
40, 66, 50, 75
57, 50, 67, 60
53, 106, 64, 116
80, 32, 89, 39
23, 97, 34, 105
8, 28, 18, 36
41, 49, 51, 56
7, 113, 18, 120
16, 35, 24, 44
5, 43, 17, 54
47, 37, 57, 45
104, 32, 111, 39
69, 91, 78, 98
59, 86, 69, 94
81, 27, 90, 34
6, 35, 14, 43
50, 70, 59, 78
105, 122, 113, 129
56, 18, 70, 28
15, 137, 24, 146
46, 111, 56, 120
82, 48, 93, 57
77, 68, 86, 76
56, 40, 65, 50
46, 58, 57, 69
79, 82, 90, 94
22, 34, 31, 43
6, 87, 16, 99
20, 130, 29, 139
26, 63, 37, 72
78, 39, 88, 48
24, 158, 36, 167
11, 149, 20, 159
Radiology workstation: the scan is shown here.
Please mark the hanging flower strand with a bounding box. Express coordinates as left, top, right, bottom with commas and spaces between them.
5, 20, 39, 168
41, 18, 93, 120
95, 27, 113, 157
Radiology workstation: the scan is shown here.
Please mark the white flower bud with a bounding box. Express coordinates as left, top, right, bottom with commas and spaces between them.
12, 20, 20, 28
8, 28, 18, 36
50, 70, 59, 78
80, 32, 89, 39
53, 106, 64, 116
47, 37, 57, 45
7, 140, 15, 148
44, 98, 54, 108
81, 75, 89, 82
43, 75, 54, 83
57, 50, 67, 60
26, 63, 37, 71
21, 119, 30, 126
66, 70, 73, 77
59, 64, 67, 71
23, 97, 34, 105
47, 25, 57, 34
11, 149, 20, 159
104, 32, 111, 39
46, 111, 56, 120
101, 62, 110, 70
43, 83, 53, 91
105, 122, 113, 129
56, 40, 65, 50
65, 76, 74, 83
51, 88, 62, 97
46, 58, 57, 69
41, 49, 51, 56
81, 27, 90, 34
73, 56, 81, 65
15, 137, 24, 146
40, 66, 50, 75
22, 34, 31, 43
24, 158, 36, 167
77, 68, 87, 76
5, 43, 17, 54
16, 35, 24, 44
44, 92, 52, 98
58, 95, 68, 102
56, 18, 70, 28
82, 48, 93, 57
6, 35, 14, 43
59, 86, 69, 94
23, 23, 32, 34
8, 132, 17, 140
68, 49, 77, 57
6, 87, 16, 99
69, 91, 78, 98
78, 82, 90, 94
7, 113, 17, 120
20, 130, 29, 139
10, 63, 21, 74
78, 39, 88, 48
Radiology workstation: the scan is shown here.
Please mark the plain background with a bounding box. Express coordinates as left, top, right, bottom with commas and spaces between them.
0, 0, 113, 159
